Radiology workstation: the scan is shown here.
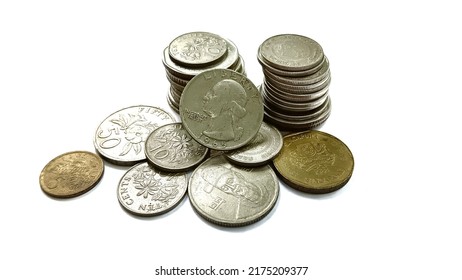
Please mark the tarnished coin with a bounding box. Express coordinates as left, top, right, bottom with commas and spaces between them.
94, 105, 176, 165
259, 34, 324, 71
180, 69, 263, 151
188, 155, 279, 227
40, 151, 104, 198
145, 123, 209, 172
273, 130, 354, 193
225, 122, 283, 167
169, 31, 228, 67
117, 162, 187, 216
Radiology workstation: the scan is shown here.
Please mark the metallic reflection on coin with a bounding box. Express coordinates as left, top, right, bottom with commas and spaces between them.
117, 162, 187, 217
188, 155, 279, 227
145, 123, 209, 172
273, 130, 354, 194
40, 151, 104, 198
225, 122, 283, 167
169, 31, 228, 67
94, 105, 176, 165
180, 69, 263, 151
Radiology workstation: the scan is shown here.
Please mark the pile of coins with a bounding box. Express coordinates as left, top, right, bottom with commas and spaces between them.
161, 31, 246, 113
257, 34, 332, 131
39, 32, 355, 228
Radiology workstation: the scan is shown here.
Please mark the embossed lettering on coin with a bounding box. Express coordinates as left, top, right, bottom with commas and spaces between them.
40, 151, 104, 198
273, 130, 354, 194
117, 162, 187, 216
188, 155, 279, 227
180, 69, 263, 150
94, 105, 176, 165
145, 123, 208, 172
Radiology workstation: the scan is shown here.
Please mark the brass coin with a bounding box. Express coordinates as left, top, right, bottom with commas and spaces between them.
39, 151, 104, 198
180, 69, 263, 151
273, 130, 354, 193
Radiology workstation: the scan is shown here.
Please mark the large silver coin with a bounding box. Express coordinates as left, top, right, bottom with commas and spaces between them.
259, 34, 324, 71
225, 122, 283, 167
145, 123, 208, 172
188, 155, 279, 227
94, 105, 176, 165
180, 69, 263, 151
117, 162, 187, 216
169, 31, 228, 67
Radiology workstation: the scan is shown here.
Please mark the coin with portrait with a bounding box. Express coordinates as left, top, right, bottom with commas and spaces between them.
180, 69, 263, 150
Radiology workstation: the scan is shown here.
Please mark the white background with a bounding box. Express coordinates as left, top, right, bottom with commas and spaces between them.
1, 1, 461, 279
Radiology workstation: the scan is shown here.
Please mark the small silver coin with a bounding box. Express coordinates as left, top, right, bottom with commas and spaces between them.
188, 155, 279, 227
94, 105, 176, 165
257, 52, 325, 77
225, 122, 283, 167
117, 162, 187, 216
145, 123, 209, 172
259, 34, 324, 71
169, 31, 228, 67
262, 80, 329, 103
263, 58, 330, 86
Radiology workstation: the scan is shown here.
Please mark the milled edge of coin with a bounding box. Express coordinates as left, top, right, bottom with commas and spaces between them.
117, 162, 188, 217
145, 122, 209, 172
188, 155, 279, 227
273, 130, 354, 194
225, 122, 283, 167
39, 151, 105, 198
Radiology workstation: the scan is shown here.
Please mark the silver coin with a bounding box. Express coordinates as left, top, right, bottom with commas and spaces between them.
169, 32, 228, 67
188, 155, 279, 227
263, 58, 330, 86
257, 51, 325, 77
225, 122, 283, 167
259, 34, 324, 71
264, 72, 331, 94
180, 69, 263, 151
94, 105, 176, 165
167, 94, 179, 114
162, 38, 239, 79
262, 80, 329, 103
145, 123, 209, 172
263, 95, 331, 122
117, 162, 187, 216
262, 85, 329, 112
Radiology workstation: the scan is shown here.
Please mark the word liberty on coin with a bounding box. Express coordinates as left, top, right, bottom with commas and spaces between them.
180, 69, 263, 151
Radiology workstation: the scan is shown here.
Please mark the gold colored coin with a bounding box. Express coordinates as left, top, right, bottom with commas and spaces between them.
273, 130, 353, 194
40, 151, 104, 198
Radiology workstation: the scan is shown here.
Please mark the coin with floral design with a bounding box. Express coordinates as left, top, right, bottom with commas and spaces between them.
40, 151, 104, 198
145, 122, 208, 172
94, 105, 176, 165
117, 162, 188, 217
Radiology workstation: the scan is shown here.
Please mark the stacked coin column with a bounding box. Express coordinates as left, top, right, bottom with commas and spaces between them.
257, 34, 332, 131
161, 31, 246, 113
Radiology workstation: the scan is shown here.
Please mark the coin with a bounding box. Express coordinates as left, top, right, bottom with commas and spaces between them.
169, 31, 228, 67
180, 69, 263, 151
40, 151, 104, 198
145, 123, 209, 172
225, 122, 283, 167
94, 105, 176, 165
117, 162, 187, 216
259, 34, 324, 71
273, 130, 354, 193
188, 155, 279, 227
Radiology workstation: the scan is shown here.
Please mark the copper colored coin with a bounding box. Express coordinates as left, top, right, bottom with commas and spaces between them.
39, 151, 104, 198
273, 130, 354, 193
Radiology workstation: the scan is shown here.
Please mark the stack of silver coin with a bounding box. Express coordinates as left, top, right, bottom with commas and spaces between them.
257, 34, 332, 131
162, 31, 246, 113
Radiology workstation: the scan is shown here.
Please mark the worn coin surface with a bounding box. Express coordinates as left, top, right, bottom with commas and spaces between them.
188, 155, 279, 227
94, 105, 176, 165
273, 130, 354, 193
180, 69, 263, 151
40, 151, 104, 198
117, 162, 187, 217
259, 34, 324, 71
225, 122, 283, 167
145, 123, 209, 172
169, 31, 228, 67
